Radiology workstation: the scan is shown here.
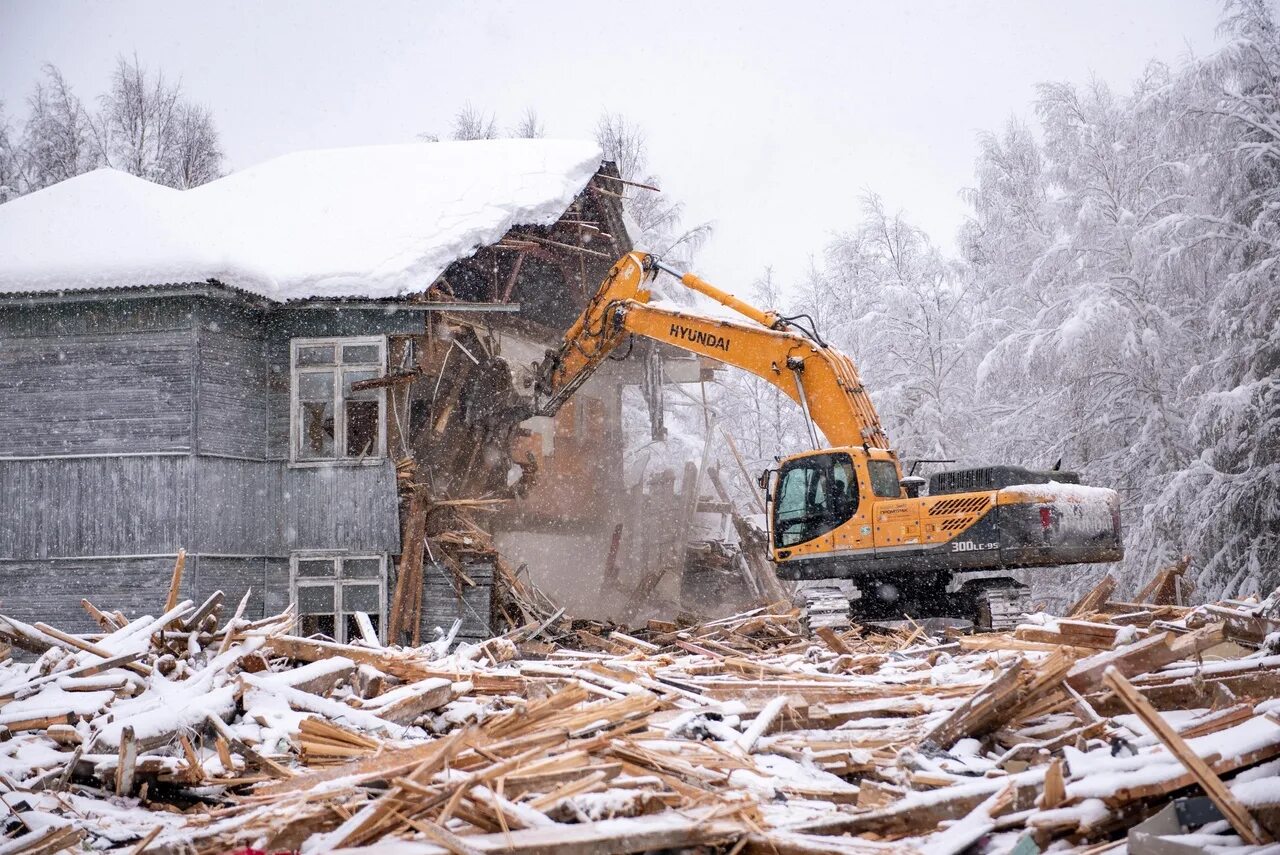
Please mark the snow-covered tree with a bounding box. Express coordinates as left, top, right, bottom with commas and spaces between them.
19, 64, 99, 193
593, 112, 711, 265
2, 56, 223, 198
93, 55, 180, 181
511, 107, 544, 139
450, 103, 499, 140
1127, 0, 1280, 598
0, 103, 20, 202
89, 55, 223, 188
166, 102, 223, 189
820, 194, 978, 460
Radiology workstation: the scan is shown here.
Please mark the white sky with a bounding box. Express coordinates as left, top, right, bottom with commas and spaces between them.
1, 1, 1225, 292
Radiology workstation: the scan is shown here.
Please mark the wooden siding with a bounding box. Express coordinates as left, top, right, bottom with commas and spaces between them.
197, 555, 270, 621
282, 462, 401, 553
0, 556, 179, 633
0, 293, 410, 633
0, 330, 193, 456
192, 457, 400, 555
195, 305, 268, 459
0, 456, 191, 559
191, 457, 277, 554
0, 555, 282, 632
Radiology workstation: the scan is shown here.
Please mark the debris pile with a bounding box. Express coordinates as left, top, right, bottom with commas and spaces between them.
3, 569, 1280, 854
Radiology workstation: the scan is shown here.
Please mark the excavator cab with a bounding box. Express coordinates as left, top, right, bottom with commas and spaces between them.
767, 447, 899, 562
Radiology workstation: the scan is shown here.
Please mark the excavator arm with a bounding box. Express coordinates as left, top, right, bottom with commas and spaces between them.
532, 252, 891, 451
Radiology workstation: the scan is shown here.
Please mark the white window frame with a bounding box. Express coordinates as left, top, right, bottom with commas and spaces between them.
289, 551, 388, 644
289, 335, 387, 466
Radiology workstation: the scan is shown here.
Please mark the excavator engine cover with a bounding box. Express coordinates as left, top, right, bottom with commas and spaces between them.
929, 465, 1080, 496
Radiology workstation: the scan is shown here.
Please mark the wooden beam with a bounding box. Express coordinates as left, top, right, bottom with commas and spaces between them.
115, 725, 137, 795
1068, 573, 1116, 618
389, 485, 429, 644
165, 549, 187, 613
1102, 666, 1268, 845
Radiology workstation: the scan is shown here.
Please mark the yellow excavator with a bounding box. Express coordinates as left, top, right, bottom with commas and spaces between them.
532, 252, 1123, 628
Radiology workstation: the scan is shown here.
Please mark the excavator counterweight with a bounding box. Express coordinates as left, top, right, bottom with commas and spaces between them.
533, 252, 1123, 629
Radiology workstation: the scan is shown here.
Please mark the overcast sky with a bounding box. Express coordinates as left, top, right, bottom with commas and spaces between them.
2, 1, 1226, 291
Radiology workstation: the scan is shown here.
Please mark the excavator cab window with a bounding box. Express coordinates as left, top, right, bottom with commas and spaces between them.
867, 459, 902, 499
774, 453, 858, 548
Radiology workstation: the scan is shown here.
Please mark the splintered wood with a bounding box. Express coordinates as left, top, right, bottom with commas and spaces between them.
3, 577, 1280, 854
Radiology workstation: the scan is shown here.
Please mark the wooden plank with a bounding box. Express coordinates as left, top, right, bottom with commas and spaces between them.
353, 611, 382, 647
359, 677, 454, 725
263, 634, 437, 681
127, 826, 163, 855
206, 714, 293, 779
389, 484, 428, 645
180, 590, 224, 632
164, 549, 187, 613
33, 621, 151, 676
1102, 666, 1269, 845
1040, 758, 1066, 808
256, 726, 470, 797
1067, 573, 1116, 618
115, 725, 137, 796
922, 657, 1026, 748
815, 627, 853, 656
737, 695, 790, 753
329, 812, 743, 855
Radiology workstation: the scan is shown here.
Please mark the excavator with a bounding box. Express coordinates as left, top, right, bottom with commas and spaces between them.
531, 252, 1123, 629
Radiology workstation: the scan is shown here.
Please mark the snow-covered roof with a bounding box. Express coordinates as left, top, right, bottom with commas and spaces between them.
0, 139, 604, 301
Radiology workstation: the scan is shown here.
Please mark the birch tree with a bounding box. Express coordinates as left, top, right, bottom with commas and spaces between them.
20, 64, 99, 192
91, 54, 223, 188
0, 103, 19, 202
594, 112, 711, 265
450, 103, 499, 140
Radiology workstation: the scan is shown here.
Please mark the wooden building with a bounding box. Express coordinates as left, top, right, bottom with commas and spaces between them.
0, 140, 666, 642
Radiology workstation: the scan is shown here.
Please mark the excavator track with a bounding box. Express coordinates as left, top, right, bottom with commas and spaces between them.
794, 581, 853, 633
966, 577, 1032, 631
794, 575, 1032, 636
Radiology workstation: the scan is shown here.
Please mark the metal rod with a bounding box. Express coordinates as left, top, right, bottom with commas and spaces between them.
793, 369, 822, 450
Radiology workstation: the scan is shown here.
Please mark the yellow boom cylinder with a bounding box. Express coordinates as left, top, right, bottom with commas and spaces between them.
673, 270, 783, 330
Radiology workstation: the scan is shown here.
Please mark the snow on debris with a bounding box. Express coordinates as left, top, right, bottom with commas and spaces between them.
0, 139, 603, 301
6, 588, 1280, 852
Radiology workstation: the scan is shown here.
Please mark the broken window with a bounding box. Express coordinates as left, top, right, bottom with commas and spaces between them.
291, 553, 386, 644
290, 337, 386, 462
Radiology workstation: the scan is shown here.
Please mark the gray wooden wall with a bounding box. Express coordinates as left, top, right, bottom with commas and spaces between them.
0, 297, 195, 456
0, 288, 410, 630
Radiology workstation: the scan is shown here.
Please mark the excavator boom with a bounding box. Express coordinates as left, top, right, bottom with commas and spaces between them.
533, 252, 890, 450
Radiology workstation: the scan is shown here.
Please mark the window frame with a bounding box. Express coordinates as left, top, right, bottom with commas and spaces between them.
867, 459, 903, 499
289, 551, 388, 644
289, 335, 388, 466
773, 452, 858, 548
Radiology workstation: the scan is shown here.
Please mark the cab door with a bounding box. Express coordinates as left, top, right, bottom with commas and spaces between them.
865, 457, 924, 554
829, 455, 876, 555
772, 452, 860, 559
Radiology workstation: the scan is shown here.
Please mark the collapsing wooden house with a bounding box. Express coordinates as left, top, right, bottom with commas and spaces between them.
0, 139, 680, 644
